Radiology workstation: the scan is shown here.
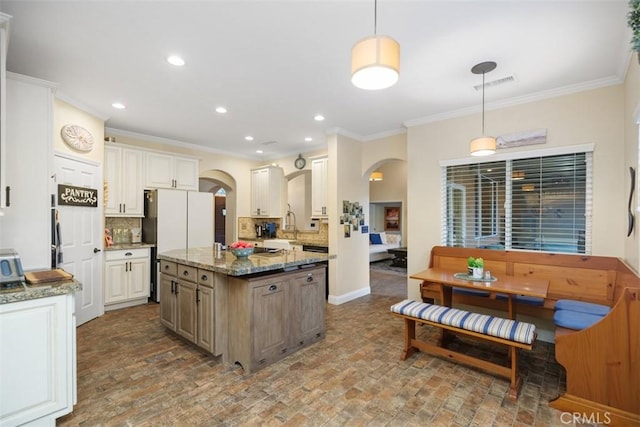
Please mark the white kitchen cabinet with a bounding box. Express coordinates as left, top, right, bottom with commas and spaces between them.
311, 156, 328, 217
145, 151, 199, 191
1, 74, 56, 269
250, 166, 285, 217
0, 13, 10, 209
104, 248, 150, 310
0, 293, 76, 426
104, 145, 144, 217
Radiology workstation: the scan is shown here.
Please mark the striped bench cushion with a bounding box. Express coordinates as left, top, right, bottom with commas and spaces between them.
390, 299, 537, 345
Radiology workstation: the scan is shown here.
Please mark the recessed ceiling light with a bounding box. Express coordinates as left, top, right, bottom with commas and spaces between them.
245, 136, 254, 141
167, 55, 185, 66
215, 106, 227, 114
112, 102, 126, 109
305, 137, 313, 142
314, 114, 325, 121
256, 149, 264, 154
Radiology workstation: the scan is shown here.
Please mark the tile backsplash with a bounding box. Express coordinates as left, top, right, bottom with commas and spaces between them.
238, 217, 328, 245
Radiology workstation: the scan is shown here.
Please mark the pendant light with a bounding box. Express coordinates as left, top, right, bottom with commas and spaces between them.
470, 61, 497, 156
351, 0, 400, 90
369, 171, 384, 181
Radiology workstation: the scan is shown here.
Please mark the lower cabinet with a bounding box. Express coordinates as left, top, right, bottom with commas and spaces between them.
160, 260, 217, 354
104, 248, 150, 311
0, 293, 76, 426
227, 266, 326, 373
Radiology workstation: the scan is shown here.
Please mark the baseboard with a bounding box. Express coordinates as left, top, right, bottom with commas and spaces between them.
328, 286, 370, 305
549, 393, 640, 426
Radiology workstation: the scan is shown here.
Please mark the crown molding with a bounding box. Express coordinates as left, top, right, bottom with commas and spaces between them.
7, 71, 58, 90
404, 75, 624, 128
324, 126, 406, 143
56, 91, 110, 121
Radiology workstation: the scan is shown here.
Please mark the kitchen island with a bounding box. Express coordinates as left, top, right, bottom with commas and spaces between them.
0, 277, 81, 426
157, 247, 333, 373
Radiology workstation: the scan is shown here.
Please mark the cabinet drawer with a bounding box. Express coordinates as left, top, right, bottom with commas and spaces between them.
177, 264, 197, 283
160, 260, 177, 276
198, 268, 215, 288
105, 248, 149, 261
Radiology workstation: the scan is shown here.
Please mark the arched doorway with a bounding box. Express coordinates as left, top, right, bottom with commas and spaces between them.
199, 170, 237, 245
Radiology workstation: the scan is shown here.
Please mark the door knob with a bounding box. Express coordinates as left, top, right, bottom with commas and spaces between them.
93, 248, 101, 253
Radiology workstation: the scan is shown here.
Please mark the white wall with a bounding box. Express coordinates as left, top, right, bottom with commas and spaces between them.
406, 85, 626, 300
624, 53, 640, 271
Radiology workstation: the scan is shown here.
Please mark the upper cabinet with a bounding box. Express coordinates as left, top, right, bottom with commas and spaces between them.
251, 166, 285, 217
104, 146, 144, 217
311, 156, 328, 217
0, 13, 11, 209
145, 152, 198, 191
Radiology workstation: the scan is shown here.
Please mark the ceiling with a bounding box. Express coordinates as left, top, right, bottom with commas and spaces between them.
1, 1, 633, 160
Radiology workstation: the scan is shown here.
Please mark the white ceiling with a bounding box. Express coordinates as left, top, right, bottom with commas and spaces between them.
1, 1, 633, 160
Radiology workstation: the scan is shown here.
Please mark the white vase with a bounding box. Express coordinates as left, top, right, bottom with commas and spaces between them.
472, 267, 483, 279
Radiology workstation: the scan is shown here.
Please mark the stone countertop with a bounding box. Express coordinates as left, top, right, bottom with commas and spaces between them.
158, 247, 335, 276
105, 243, 155, 251
236, 238, 328, 247
0, 279, 82, 304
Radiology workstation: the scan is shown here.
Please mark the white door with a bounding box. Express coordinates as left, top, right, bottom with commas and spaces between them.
157, 189, 187, 252
54, 155, 104, 325
187, 192, 213, 249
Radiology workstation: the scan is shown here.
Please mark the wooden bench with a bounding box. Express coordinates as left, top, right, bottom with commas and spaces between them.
418, 246, 640, 424
390, 299, 537, 400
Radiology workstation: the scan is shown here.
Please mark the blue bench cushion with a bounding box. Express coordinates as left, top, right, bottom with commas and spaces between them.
554, 309, 604, 330
390, 299, 536, 345
495, 294, 545, 306
453, 287, 490, 297
555, 299, 610, 316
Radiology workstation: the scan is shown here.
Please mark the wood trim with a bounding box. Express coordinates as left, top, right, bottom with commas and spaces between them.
549, 393, 640, 426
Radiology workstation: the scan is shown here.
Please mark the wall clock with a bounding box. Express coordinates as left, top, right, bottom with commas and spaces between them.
60, 124, 94, 152
294, 153, 306, 169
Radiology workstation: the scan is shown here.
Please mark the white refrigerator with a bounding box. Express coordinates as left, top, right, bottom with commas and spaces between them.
143, 189, 214, 301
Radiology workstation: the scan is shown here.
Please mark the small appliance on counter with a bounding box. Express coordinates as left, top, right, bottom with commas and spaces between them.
264, 222, 277, 239
0, 248, 25, 289
130, 228, 142, 243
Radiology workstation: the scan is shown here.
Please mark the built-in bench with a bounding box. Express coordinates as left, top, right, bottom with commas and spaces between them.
390, 299, 537, 400
417, 246, 640, 425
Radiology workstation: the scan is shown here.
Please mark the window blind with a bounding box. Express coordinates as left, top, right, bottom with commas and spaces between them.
442, 150, 591, 254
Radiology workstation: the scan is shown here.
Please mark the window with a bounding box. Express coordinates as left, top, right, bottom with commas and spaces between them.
441, 148, 592, 254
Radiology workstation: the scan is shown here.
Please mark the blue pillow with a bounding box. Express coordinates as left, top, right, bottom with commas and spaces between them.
370, 233, 382, 244
554, 309, 604, 330
555, 299, 610, 316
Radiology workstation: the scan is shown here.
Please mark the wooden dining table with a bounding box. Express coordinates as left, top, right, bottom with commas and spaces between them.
410, 268, 550, 320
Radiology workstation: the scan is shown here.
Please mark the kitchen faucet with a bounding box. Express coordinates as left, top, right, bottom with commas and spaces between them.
285, 204, 297, 240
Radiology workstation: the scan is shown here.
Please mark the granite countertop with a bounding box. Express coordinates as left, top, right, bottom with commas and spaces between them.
105, 243, 155, 251
237, 238, 328, 247
158, 247, 335, 276
0, 279, 82, 304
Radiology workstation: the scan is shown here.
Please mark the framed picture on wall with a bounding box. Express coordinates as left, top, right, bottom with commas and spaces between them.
384, 207, 401, 231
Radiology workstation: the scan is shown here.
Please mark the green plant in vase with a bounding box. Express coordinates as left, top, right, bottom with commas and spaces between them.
467, 257, 484, 278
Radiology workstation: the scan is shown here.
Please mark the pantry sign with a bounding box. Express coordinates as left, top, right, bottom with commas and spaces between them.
57, 184, 98, 207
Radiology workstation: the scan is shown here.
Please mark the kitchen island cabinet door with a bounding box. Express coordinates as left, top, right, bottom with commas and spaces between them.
159, 274, 176, 331
196, 284, 215, 354
250, 278, 289, 370
290, 267, 326, 349
176, 280, 197, 343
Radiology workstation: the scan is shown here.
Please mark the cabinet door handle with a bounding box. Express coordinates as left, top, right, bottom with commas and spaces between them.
125, 252, 133, 256
306, 275, 313, 282
170, 280, 175, 293
268, 284, 277, 291
5, 186, 10, 207
123, 203, 126, 213
196, 288, 200, 303
175, 282, 179, 295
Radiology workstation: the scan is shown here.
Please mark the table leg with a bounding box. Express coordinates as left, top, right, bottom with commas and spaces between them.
507, 294, 515, 319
